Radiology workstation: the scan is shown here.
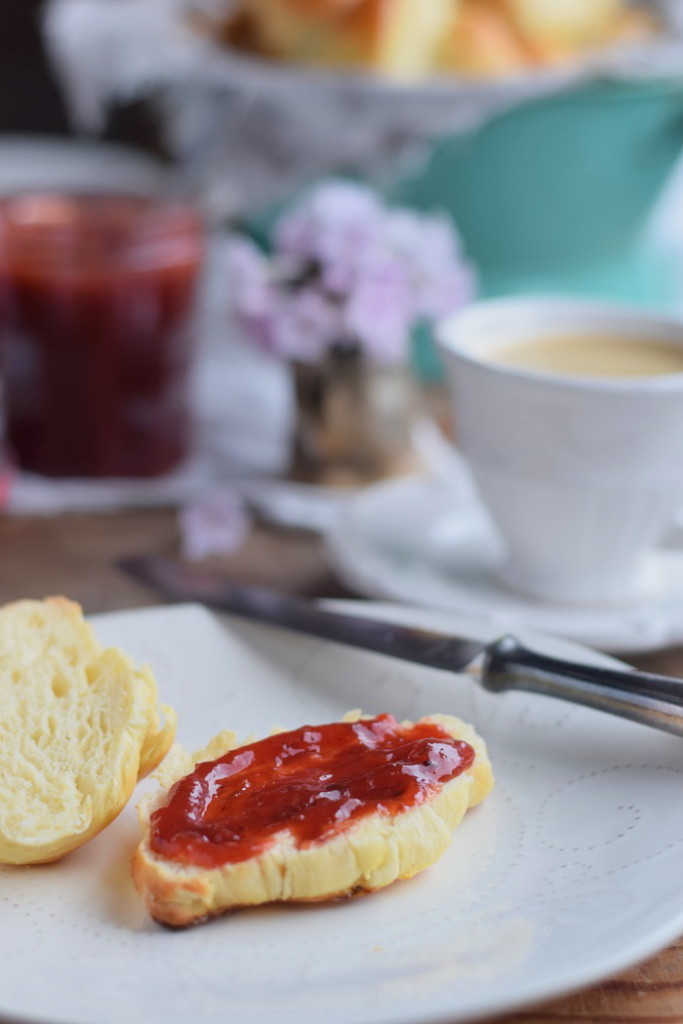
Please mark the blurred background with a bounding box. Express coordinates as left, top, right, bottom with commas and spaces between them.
0, 2, 64, 133
0, 1, 157, 146
1, 0, 683, 651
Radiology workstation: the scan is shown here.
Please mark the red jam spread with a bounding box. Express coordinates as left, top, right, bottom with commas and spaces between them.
149, 714, 475, 868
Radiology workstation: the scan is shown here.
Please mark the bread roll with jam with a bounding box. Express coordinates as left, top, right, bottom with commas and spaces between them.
132, 710, 494, 927
0, 598, 176, 866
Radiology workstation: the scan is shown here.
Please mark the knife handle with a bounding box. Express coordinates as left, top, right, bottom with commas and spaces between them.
483, 636, 683, 738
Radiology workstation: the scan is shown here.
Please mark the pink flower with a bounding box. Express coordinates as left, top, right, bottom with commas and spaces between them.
270, 288, 343, 364
275, 180, 383, 295
343, 261, 414, 365
226, 180, 476, 366
226, 236, 280, 351
417, 261, 477, 320
226, 236, 273, 318
179, 492, 251, 561
384, 210, 476, 318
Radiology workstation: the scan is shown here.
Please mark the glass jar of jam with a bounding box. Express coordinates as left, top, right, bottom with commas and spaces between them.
0, 194, 204, 478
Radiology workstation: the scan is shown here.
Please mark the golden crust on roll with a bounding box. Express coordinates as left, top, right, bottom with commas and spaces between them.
131, 711, 494, 927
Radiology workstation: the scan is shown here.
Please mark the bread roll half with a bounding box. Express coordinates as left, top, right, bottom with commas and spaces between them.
0, 598, 176, 865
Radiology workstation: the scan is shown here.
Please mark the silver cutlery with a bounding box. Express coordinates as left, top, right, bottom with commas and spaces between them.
121, 554, 683, 738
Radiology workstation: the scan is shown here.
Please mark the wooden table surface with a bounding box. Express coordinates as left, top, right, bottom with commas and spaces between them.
4, 507, 683, 1024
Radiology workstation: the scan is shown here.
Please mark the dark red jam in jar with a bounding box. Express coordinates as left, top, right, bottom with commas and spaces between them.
149, 714, 475, 868
0, 194, 204, 477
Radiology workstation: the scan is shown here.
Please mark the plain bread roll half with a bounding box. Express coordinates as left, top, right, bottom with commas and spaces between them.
0, 597, 176, 865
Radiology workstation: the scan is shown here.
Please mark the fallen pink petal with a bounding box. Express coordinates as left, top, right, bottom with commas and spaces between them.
179, 493, 252, 561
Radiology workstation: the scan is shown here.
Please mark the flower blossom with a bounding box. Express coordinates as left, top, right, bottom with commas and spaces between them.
228, 180, 476, 366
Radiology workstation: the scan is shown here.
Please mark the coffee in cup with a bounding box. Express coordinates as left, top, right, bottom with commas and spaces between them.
487, 333, 683, 379
437, 298, 683, 605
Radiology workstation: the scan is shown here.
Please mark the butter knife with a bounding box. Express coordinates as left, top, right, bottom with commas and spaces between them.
121, 555, 683, 738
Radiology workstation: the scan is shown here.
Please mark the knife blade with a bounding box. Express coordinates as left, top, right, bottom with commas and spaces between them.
120, 555, 683, 738
120, 555, 485, 674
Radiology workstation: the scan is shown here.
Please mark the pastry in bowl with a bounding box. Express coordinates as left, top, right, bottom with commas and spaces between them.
132, 710, 494, 926
498, 0, 652, 67
235, 0, 460, 79
215, 0, 656, 79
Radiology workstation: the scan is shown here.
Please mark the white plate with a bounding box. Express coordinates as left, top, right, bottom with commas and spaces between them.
2, 602, 683, 1024
326, 474, 683, 654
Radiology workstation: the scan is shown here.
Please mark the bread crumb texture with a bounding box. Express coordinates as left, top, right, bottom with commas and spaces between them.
0, 598, 176, 865
132, 712, 494, 926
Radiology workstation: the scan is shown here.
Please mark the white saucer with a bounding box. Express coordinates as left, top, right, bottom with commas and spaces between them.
326, 474, 683, 654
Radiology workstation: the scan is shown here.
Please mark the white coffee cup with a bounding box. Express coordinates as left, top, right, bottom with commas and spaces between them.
437, 297, 683, 605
